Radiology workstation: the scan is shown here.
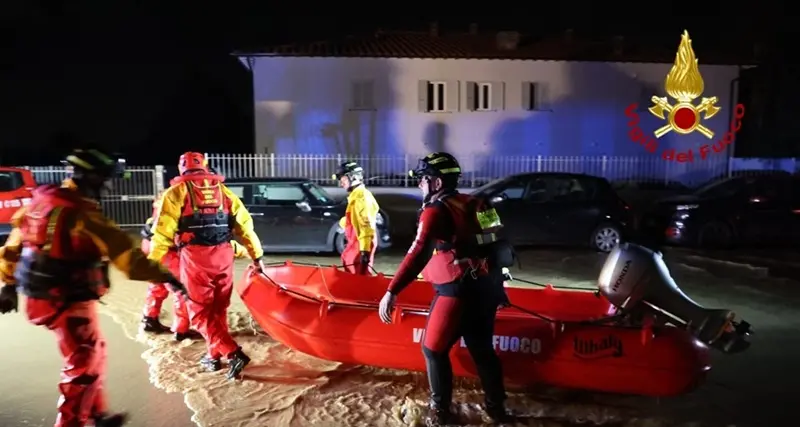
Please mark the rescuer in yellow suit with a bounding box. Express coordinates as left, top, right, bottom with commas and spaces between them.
140, 188, 249, 341
333, 161, 380, 275
148, 152, 266, 380
0, 147, 189, 427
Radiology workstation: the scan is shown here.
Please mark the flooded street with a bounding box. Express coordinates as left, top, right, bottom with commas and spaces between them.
1, 246, 798, 426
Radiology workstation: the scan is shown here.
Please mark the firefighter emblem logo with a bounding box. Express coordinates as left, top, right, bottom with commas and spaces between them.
648, 30, 721, 139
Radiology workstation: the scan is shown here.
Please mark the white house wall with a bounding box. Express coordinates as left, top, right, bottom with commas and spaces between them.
250, 57, 739, 165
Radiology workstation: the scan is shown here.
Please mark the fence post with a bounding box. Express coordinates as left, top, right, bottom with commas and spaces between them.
536, 155, 542, 172
154, 165, 165, 194
601, 155, 608, 177
269, 153, 275, 177
403, 154, 410, 187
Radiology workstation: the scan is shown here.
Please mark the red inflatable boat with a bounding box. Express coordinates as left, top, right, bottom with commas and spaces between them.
237, 262, 711, 397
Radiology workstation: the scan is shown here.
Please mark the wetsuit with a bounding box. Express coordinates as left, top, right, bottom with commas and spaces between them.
386, 190, 507, 413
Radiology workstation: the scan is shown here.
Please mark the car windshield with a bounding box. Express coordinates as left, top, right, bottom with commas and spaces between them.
303, 182, 335, 204
693, 177, 745, 198
471, 177, 511, 196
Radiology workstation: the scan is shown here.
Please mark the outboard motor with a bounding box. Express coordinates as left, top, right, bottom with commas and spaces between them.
597, 242, 752, 354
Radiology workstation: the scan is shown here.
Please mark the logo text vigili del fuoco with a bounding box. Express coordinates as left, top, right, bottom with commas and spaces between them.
624, 30, 745, 163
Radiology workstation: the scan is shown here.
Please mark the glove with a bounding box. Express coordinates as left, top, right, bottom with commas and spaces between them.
497, 291, 511, 310
378, 291, 396, 324
253, 256, 267, 273
165, 277, 189, 299
501, 267, 513, 282
359, 251, 371, 274
0, 285, 19, 314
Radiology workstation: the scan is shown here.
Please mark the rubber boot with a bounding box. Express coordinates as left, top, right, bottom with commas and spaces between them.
226, 347, 251, 380
140, 317, 170, 334
93, 412, 129, 427
424, 406, 454, 427
485, 403, 516, 424
199, 355, 222, 372
174, 329, 202, 341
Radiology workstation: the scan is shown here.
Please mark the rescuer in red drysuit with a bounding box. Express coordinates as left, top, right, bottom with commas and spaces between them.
378, 152, 515, 426
148, 152, 266, 379
139, 190, 199, 340
0, 146, 189, 427
333, 161, 380, 275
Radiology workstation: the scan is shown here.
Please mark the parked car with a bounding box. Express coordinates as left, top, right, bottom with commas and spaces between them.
612, 177, 691, 210
471, 173, 633, 252
640, 173, 800, 248
1, 167, 36, 245
224, 178, 392, 254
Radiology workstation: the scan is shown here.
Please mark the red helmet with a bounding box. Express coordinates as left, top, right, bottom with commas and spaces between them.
178, 152, 207, 175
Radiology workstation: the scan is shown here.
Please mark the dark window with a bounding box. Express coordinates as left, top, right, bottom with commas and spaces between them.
525, 177, 550, 203
426, 82, 446, 112
480, 83, 490, 110
0, 172, 23, 192
549, 177, 597, 202
494, 179, 527, 199
254, 184, 306, 206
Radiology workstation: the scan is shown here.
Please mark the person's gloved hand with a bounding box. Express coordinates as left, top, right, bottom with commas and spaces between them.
501, 267, 513, 282
497, 290, 511, 311
359, 251, 371, 274
0, 285, 18, 314
165, 277, 189, 299
378, 291, 396, 324
253, 256, 267, 274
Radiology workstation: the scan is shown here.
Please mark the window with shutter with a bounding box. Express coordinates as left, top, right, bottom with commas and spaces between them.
522, 82, 540, 111
427, 81, 447, 112
477, 83, 491, 111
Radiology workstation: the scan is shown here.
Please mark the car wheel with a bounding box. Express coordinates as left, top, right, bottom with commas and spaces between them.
334, 232, 346, 255
590, 223, 621, 252
698, 221, 734, 249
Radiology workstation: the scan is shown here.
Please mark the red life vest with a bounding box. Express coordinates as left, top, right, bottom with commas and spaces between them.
172, 173, 234, 247
14, 184, 110, 303
420, 193, 503, 285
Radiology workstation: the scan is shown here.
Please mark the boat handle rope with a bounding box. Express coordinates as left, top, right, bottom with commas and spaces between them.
255, 265, 626, 328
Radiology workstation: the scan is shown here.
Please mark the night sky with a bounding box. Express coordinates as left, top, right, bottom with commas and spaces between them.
2, 4, 797, 165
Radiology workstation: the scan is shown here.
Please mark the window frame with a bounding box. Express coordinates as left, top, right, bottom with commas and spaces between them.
476, 82, 492, 111
427, 81, 447, 112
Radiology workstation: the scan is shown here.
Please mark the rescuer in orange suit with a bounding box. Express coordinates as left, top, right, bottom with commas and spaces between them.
148, 152, 266, 379
377, 152, 515, 426
140, 190, 249, 341
0, 147, 189, 427
333, 161, 380, 275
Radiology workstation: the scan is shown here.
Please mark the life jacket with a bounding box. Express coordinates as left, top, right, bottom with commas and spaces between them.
13, 184, 110, 304
172, 173, 233, 247
420, 192, 504, 285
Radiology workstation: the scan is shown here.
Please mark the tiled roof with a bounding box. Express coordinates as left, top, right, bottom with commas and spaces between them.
233, 31, 753, 65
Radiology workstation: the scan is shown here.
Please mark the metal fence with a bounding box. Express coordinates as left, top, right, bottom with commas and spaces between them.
17, 154, 799, 227
26, 165, 164, 228
205, 153, 800, 187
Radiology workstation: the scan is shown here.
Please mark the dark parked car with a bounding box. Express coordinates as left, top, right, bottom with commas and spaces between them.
471, 173, 633, 252
225, 178, 392, 254
640, 174, 800, 248
612, 177, 691, 210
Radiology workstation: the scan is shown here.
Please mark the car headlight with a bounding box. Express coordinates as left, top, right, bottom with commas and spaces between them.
675, 204, 698, 210
376, 212, 385, 226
